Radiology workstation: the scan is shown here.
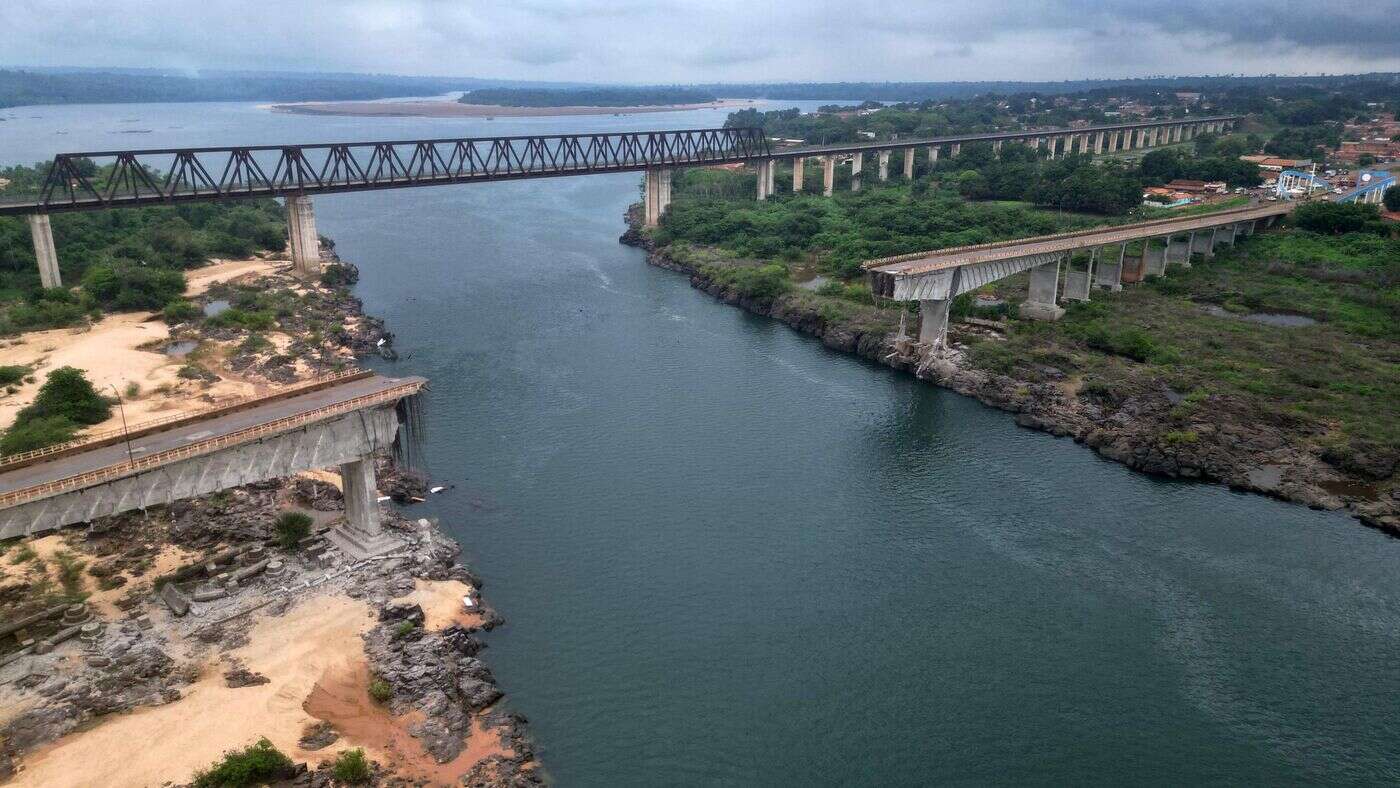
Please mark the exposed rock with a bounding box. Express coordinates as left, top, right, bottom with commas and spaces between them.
298, 720, 340, 751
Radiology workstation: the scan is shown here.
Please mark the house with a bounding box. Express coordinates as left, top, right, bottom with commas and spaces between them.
1165, 179, 1227, 195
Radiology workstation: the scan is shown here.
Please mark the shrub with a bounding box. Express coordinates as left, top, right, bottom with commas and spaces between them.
394, 620, 417, 638
1292, 202, 1385, 236
162, 299, 202, 324
368, 678, 392, 703
274, 511, 313, 549
81, 262, 186, 311
1162, 430, 1200, 446
191, 738, 294, 788
0, 415, 79, 455
205, 307, 276, 331
705, 263, 790, 301
16, 367, 110, 425
332, 748, 371, 784
320, 263, 358, 288
123, 381, 141, 399
239, 333, 272, 354
0, 365, 28, 386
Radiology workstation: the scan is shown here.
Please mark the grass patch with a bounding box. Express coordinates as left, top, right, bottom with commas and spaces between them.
368, 677, 392, 703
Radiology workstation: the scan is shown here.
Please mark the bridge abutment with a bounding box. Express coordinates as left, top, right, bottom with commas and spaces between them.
27, 214, 62, 289
286, 194, 322, 276
644, 167, 673, 227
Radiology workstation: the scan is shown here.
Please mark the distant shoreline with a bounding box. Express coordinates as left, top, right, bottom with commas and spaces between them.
268, 98, 755, 118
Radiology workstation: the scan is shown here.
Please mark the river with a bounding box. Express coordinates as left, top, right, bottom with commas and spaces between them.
5, 100, 1400, 785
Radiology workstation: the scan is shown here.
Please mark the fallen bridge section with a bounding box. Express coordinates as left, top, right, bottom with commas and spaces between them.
0, 374, 426, 543
864, 202, 1294, 347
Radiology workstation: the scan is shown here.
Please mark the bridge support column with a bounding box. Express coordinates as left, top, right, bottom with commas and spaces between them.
644, 167, 673, 227
1145, 237, 1169, 276
929, 146, 939, 166
1021, 257, 1066, 321
918, 299, 951, 348
27, 214, 62, 289
1063, 249, 1095, 301
1095, 244, 1125, 291
286, 194, 322, 276
878, 151, 890, 181
792, 157, 805, 193
329, 455, 401, 559
950, 143, 961, 158
1189, 230, 1214, 260
850, 152, 863, 191
756, 159, 776, 200
1094, 132, 1104, 154
1166, 234, 1191, 268
903, 148, 915, 179
822, 156, 835, 197
1173, 124, 1183, 143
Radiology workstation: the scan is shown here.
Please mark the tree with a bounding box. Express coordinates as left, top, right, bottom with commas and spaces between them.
1293, 202, 1384, 235
1357, 154, 1376, 168
1384, 185, 1400, 212
18, 366, 111, 425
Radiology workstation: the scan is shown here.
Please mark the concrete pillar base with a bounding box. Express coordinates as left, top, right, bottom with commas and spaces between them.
1019, 301, 1065, 321
644, 168, 673, 227
326, 521, 402, 560
918, 299, 950, 347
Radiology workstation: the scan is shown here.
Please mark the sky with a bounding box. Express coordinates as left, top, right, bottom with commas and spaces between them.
4, 0, 1400, 84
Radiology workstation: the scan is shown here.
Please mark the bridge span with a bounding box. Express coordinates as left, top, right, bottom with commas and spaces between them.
865, 202, 1294, 348
0, 371, 425, 557
5, 115, 1239, 288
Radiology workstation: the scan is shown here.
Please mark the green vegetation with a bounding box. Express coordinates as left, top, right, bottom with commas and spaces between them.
52, 549, 88, 598
8, 543, 37, 564
0, 365, 28, 386
463, 87, 717, 107
1292, 202, 1389, 236
368, 677, 392, 703
274, 511, 313, 549
394, 619, 418, 638
661, 176, 1098, 279
1384, 185, 1400, 212
81, 262, 185, 311
1139, 147, 1259, 188
191, 737, 295, 788
332, 748, 372, 784
1, 367, 112, 455
162, 299, 202, 324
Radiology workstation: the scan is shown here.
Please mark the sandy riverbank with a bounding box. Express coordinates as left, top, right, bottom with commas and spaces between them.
269, 98, 754, 118
0, 257, 283, 431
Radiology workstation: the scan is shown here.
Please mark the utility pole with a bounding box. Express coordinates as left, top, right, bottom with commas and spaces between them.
110, 384, 134, 468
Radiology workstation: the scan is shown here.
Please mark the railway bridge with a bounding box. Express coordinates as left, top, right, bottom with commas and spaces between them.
1, 116, 1240, 288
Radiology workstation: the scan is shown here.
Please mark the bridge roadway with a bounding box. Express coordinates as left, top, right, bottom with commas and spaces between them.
864, 201, 1293, 346
0, 372, 426, 542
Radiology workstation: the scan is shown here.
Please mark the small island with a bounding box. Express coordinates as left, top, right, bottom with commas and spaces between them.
271, 87, 750, 118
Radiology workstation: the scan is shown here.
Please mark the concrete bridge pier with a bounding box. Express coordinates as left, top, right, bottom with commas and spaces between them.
903, 148, 915, 179
27, 214, 62, 289
1094, 133, 1104, 154
822, 157, 836, 197
1166, 234, 1192, 268
643, 167, 673, 226
1189, 229, 1215, 260
951, 142, 961, 158
1063, 249, 1095, 301
918, 298, 951, 348
286, 194, 323, 276
756, 159, 776, 200
1021, 257, 1066, 321
851, 152, 864, 191
929, 146, 940, 166
792, 157, 806, 193
328, 455, 402, 559
878, 151, 891, 181
1095, 244, 1125, 291
1144, 237, 1169, 276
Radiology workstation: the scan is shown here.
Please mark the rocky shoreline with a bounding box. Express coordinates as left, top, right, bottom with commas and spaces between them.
0, 251, 541, 785
620, 208, 1400, 536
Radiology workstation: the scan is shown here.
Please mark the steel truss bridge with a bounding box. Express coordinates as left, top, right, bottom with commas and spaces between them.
0, 127, 773, 216
0, 116, 1242, 217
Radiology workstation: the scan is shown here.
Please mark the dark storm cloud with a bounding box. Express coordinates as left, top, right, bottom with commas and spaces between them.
1, 0, 1397, 82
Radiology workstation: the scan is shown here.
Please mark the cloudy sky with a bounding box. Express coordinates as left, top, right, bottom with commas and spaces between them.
4, 0, 1399, 84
